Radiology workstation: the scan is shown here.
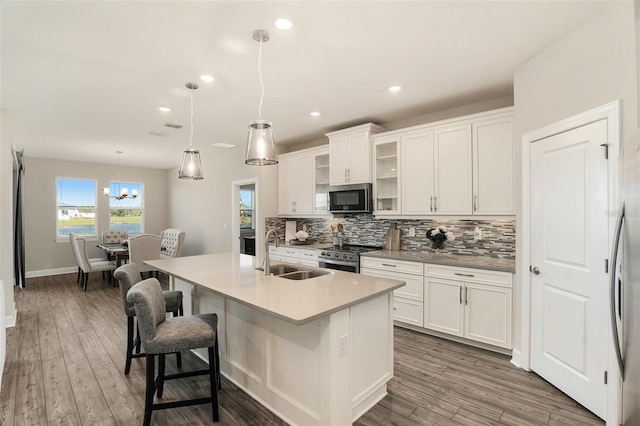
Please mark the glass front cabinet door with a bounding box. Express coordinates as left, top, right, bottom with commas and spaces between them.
373, 135, 400, 215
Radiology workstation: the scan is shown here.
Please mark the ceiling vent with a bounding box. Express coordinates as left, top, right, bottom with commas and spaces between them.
164, 123, 183, 129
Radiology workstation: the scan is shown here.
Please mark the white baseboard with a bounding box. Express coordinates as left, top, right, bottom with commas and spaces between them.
5, 306, 16, 328
511, 348, 525, 370
26, 266, 76, 279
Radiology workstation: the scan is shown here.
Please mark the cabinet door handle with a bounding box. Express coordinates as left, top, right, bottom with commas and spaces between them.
430, 196, 433, 212
381, 263, 397, 267
454, 272, 474, 278
434, 196, 437, 212
465, 287, 468, 305
344, 169, 347, 181
473, 195, 478, 211
348, 168, 351, 182
459, 286, 462, 304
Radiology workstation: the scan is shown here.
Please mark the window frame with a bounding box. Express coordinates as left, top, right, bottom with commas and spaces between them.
55, 176, 98, 242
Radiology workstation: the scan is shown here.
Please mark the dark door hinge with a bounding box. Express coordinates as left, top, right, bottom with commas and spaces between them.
600, 143, 609, 159
605, 259, 609, 273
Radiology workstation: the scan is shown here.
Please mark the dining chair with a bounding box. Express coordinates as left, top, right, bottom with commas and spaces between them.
159, 228, 185, 258
128, 234, 162, 277
113, 263, 183, 374
101, 229, 129, 244
127, 278, 220, 425
72, 234, 116, 291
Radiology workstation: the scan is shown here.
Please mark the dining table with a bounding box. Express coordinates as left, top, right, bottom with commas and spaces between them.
97, 242, 129, 267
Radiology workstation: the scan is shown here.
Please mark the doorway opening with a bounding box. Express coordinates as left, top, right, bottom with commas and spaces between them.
231, 179, 259, 257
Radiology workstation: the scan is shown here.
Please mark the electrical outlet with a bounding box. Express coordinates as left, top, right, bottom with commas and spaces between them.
408, 227, 416, 237
338, 335, 348, 357
474, 227, 482, 240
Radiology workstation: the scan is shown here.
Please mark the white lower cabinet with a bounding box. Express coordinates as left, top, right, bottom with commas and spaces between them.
360, 257, 424, 327
424, 263, 512, 349
269, 246, 319, 267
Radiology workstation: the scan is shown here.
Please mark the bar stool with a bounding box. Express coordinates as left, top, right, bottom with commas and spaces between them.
127, 278, 220, 425
114, 263, 184, 374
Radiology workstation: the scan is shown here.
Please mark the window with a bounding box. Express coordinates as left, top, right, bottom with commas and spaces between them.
239, 187, 254, 230
56, 177, 97, 237
108, 181, 144, 234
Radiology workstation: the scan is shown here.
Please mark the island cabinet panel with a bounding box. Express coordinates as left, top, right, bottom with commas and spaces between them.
171, 275, 395, 425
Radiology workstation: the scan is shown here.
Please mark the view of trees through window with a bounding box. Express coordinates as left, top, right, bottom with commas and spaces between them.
239, 188, 254, 229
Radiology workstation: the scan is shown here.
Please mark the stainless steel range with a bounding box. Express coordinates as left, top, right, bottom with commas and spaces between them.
318, 244, 382, 273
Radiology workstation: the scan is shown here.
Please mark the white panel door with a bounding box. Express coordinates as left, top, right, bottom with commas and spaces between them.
401, 130, 434, 214
424, 277, 464, 336
530, 119, 608, 419
433, 124, 472, 215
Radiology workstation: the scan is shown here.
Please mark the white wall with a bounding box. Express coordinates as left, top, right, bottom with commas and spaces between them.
23, 157, 170, 274
167, 145, 279, 259
0, 109, 15, 389
513, 1, 637, 356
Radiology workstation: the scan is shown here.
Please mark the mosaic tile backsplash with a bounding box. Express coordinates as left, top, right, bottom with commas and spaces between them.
265, 215, 515, 259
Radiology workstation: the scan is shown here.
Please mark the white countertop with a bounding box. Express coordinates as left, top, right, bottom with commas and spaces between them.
145, 253, 405, 325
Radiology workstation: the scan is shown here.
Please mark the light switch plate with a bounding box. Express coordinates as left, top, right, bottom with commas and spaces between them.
408, 227, 416, 237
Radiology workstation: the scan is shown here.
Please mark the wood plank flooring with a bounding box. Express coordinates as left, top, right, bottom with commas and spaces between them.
0, 273, 604, 425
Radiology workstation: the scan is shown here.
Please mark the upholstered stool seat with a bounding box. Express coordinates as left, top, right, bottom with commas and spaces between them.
127, 278, 220, 425
114, 263, 183, 375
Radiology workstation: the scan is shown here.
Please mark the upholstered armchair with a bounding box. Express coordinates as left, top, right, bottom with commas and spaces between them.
128, 234, 162, 276
70, 233, 116, 291
101, 229, 129, 244
159, 228, 185, 258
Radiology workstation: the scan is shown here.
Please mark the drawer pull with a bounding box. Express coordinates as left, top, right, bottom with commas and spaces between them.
382, 263, 397, 267
455, 272, 474, 278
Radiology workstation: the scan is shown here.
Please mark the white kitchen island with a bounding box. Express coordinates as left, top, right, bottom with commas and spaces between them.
145, 253, 405, 426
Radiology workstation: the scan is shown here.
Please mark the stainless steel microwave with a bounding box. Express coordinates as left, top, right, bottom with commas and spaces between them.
328, 183, 372, 214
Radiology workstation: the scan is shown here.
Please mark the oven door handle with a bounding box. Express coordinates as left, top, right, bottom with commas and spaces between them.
319, 258, 358, 267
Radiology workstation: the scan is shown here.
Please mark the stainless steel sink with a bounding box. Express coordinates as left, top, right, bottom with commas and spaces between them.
255, 264, 330, 280
277, 270, 330, 280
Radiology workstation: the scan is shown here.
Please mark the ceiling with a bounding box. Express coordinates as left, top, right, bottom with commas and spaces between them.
1, 1, 606, 169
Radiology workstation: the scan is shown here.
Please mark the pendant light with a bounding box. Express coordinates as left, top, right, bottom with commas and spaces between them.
245, 30, 278, 166
179, 82, 204, 180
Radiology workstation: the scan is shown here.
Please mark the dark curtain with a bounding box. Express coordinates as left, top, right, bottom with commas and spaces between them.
13, 150, 25, 288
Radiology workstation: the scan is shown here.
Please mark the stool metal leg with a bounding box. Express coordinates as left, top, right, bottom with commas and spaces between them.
144, 354, 155, 426
157, 354, 166, 399
208, 346, 220, 422
125, 316, 134, 374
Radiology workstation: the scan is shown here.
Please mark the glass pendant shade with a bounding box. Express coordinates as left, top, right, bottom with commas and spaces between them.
245, 119, 278, 165
178, 147, 204, 180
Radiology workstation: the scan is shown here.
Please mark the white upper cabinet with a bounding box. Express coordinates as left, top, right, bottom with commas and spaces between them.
278, 150, 314, 215
433, 123, 473, 215
401, 130, 434, 214
400, 124, 472, 215
313, 148, 330, 214
472, 115, 515, 215
327, 123, 385, 185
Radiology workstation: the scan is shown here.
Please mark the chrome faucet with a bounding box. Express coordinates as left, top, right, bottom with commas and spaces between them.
264, 229, 279, 275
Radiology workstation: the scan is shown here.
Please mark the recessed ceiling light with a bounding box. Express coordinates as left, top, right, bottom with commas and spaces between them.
158, 106, 171, 112
200, 74, 215, 82
388, 85, 402, 93
211, 142, 235, 148
275, 18, 294, 30
310, 111, 320, 117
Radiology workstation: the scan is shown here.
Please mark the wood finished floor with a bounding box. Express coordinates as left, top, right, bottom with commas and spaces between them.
0, 273, 604, 426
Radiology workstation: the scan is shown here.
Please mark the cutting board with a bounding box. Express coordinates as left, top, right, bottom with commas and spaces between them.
385, 224, 401, 250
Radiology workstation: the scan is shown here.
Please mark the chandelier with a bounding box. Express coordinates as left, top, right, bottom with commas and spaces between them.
103, 151, 138, 200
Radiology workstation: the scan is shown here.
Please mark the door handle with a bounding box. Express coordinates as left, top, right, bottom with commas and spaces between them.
473, 195, 478, 211
459, 286, 462, 304
609, 202, 625, 378
430, 196, 433, 212
434, 196, 437, 212
464, 287, 468, 305
529, 265, 540, 275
